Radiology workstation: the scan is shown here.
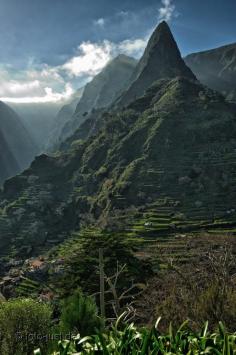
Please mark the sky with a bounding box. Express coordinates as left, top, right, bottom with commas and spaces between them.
0, 0, 235, 103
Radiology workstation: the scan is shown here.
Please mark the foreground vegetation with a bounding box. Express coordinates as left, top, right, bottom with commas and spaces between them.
0, 233, 235, 354
36, 317, 236, 354
1, 290, 236, 354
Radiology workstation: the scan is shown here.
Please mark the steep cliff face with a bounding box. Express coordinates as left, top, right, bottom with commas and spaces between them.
185, 43, 236, 101
0, 101, 38, 184
117, 21, 196, 107
58, 54, 137, 142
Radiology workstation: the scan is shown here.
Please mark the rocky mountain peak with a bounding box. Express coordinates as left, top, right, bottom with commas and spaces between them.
118, 21, 196, 106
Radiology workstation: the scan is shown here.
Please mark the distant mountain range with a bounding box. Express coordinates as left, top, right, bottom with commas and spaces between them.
10, 102, 62, 150
0, 101, 38, 185
185, 43, 236, 101
1, 21, 236, 259
46, 88, 84, 150
55, 54, 137, 145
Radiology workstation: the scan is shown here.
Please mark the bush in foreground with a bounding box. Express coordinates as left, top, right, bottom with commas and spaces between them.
0, 298, 52, 355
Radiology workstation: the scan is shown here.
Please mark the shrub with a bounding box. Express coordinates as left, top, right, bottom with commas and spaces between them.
137, 240, 236, 331
195, 282, 236, 328
60, 289, 103, 337
0, 298, 52, 355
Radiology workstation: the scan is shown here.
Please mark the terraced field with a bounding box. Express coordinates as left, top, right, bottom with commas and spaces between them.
107, 202, 236, 271
16, 277, 41, 297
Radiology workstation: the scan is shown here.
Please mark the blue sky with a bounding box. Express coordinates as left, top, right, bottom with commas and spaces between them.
0, 0, 235, 103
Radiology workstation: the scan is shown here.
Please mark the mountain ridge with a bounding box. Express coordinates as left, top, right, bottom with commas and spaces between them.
57, 54, 137, 144
46, 88, 84, 150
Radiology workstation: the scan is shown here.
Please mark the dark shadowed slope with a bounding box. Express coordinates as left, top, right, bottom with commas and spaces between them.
0, 130, 19, 184
0, 101, 38, 184
185, 43, 236, 101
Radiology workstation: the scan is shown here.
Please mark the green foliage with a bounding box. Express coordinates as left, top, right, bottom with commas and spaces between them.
52, 231, 152, 297
70, 139, 84, 149
60, 289, 103, 337
0, 298, 52, 355
36, 317, 236, 354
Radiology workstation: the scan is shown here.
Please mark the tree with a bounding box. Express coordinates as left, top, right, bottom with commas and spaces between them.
59, 289, 103, 337
53, 231, 152, 298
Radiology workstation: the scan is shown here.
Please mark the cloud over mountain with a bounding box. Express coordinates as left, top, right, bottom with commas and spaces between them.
0, 36, 147, 103
0, 1, 183, 104
158, 0, 177, 22
62, 41, 112, 77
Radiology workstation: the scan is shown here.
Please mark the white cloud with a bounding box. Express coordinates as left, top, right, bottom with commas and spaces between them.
0, 65, 73, 103
61, 37, 147, 78
61, 41, 113, 77
94, 18, 105, 27
117, 11, 129, 17
0, 34, 148, 103
27, 66, 64, 83
118, 38, 147, 58
158, 0, 176, 22
0, 80, 40, 97
1, 83, 73, 103
0, 4, 181, 104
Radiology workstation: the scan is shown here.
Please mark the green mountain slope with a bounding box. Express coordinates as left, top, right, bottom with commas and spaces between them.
0, 22, 236, 258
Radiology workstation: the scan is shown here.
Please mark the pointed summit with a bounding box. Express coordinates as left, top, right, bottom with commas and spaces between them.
118, 21, 196, 106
